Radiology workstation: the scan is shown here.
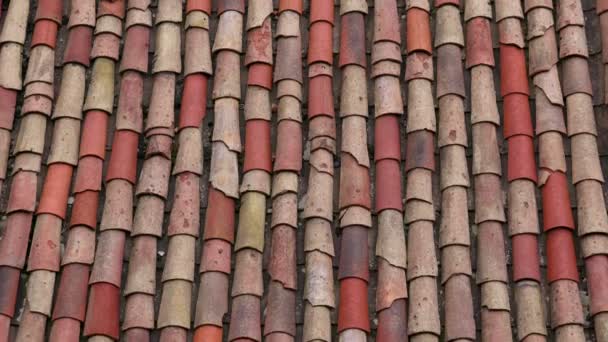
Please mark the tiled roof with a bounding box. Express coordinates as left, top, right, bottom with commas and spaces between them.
0, 0, 607, 341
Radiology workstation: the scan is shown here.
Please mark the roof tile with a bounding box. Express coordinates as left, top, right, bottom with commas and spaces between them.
407, 276, 440, 335
218, 0, 245, 14
61, 226, 96, 266
546, 229, 579, 282
406, 8, 432, 53
0, 266, 20, 317
338, 13, 366, 68
376, 299, 408, 342
511, 234, 542, 281
227, 295, 262, 341
444, 276, 476, 339
264, 282, 297, 337
194, 272, 229, 327
337, 278, 370, 333
68, 191, 99, 229
83, 283, 120, 339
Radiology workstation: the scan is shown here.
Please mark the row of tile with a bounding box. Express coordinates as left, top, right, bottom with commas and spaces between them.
500, 0, 545, 341
372, 0, 407, 340
301, 0, 337, 341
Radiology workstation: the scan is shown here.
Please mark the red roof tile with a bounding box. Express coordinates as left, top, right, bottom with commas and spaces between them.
186, 0, 211, 14
309, 0, 334, 24
31, 19, 58, 48
465, 18, 495, 67
337, 278, 371, 333
406, 8, 432, 53
52, 264, 90, 321
507, 136, 538, 182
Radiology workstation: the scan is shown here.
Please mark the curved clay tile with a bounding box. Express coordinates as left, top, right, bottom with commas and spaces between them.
434, 0, 476, 340
0, 0, 65, 340
190, 1, 241, 342
406, 8, 432, 54
336, 0, 371, 339
465, 0, 514, 340
559, 0, 608, 339
264, 2, 302, 340
302, 1, 337, 341
524, 0, 587, 340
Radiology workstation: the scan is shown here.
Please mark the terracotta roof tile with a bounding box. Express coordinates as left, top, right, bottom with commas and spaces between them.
405, 130, 436, 171
435, 6, 464, 48
338, 13, 366, 68
68, 191, 99, 229
436, 0, 460, 6
31, 19, 58, 49
51, 263, 89, 321
0, 266, 19, 317
245, 20, 273, 66
268, 222, 297, 283
376, 258, 407, 309
307, 22, 333, 65
307, 75, 335, 118
465, 18, 494, 68
310, 0, 334, 24
507, 136, 537, 182
264, 281, 297, 337
338, 154, 372, 209
120, 26, 150, 73
541, 172, 575, 230
406, 8, 432, 54
0, 86, 17, 129
195, 272, 229, 328
218, 0, 245, 14
337, 278, 370, 333
276, 12, 299, 38
373, 0, 401, 44
436, 47, 465, 98
444, 275, 476, 339
376, 299, 408, 342
185, 0, 210, 14
562, 57, 593, 96
194, 325, 223, 342
499, 45, 529, 96
438, 188, 470, 246
0, 0, 28, 44
511, 233, 542, 281
503, 93, 534, 138
279, 0, 303, 14
49, 317, 82, 342
275, 38, 303, 83
499, 17, 525, 48
228, 295, 262, 341
274, 122, 302, 173
407, 276, 440, 335
83, 283, 121, 339
375, 160, 403, 212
